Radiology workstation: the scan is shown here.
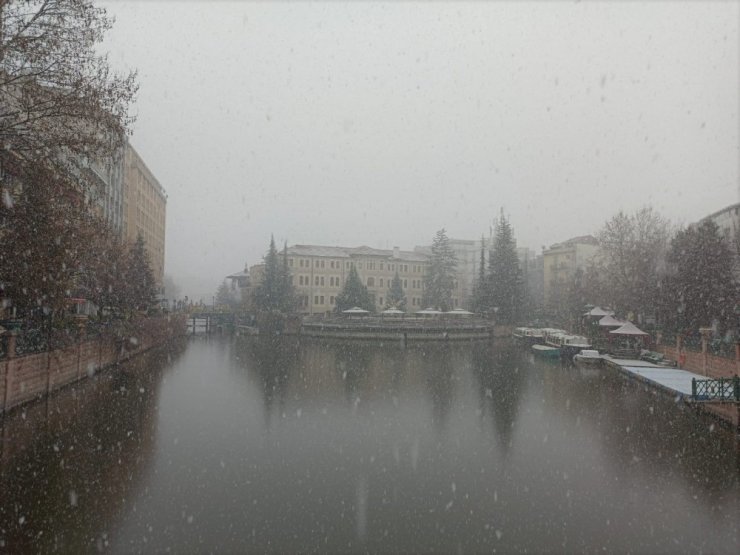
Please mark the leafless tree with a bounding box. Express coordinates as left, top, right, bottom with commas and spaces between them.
0, 0, 137, 182
596, 206, 672, 320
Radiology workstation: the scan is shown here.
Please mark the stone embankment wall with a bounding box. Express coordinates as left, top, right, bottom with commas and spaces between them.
1, 315, 186, 412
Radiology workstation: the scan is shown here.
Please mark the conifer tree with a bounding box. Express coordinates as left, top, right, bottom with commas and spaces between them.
386, 271, 407, 311
252, 236, 281, 312
470, 236, 488, 312
487, 213, 523, 323
335, 265, 374, 313
278, 241, 296, 312
666, 220, 737, 333
422, 228, 457, 311
127, 235, 158, 311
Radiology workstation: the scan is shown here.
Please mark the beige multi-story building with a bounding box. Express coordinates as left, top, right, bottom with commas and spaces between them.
284, 244, 443, 315
542, 235, 600, 307
122, 143, 167, 286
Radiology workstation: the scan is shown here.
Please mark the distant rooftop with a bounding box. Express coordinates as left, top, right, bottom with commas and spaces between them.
287, 244, 428, 262
547, 235, 598, 250
700, 202, 740, 223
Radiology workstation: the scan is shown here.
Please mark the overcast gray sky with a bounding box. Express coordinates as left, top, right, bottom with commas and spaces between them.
102, 1, 739, 301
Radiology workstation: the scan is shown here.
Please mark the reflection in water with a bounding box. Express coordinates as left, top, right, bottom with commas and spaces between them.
0, 339, 187, 552
471, 342, 527, 453
236, 335, 299, 427
420, 345, 455, 432
1, 336, 738, 553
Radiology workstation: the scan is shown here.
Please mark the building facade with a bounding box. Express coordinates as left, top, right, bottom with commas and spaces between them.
122, 143, 167, 286
542, 235, 600, 308
699, 201, 740, 278
284, 245, 433, 314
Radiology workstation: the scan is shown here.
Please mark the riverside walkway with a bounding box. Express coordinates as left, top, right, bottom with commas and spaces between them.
603, 356, 740, 430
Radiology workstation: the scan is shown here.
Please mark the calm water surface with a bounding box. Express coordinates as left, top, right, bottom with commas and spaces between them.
1, 336, 738, 553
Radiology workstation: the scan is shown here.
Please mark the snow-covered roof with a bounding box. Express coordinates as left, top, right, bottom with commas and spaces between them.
585, 306, 614, 317
598, 315, 625, 327
609, 322, 649, 336
287, 244, 428, 262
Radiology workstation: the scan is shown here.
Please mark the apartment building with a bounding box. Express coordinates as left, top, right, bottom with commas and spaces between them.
285, 245, 434, 315
122, 143, 167, 286
542, 235, 600, 307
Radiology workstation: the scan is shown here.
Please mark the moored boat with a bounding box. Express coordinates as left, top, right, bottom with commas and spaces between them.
531, 344, 560, 358
573, 349, 602, 366
559, 334, 592, 358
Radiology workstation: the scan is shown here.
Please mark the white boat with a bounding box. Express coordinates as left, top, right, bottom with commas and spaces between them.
559, 334, 592, 357
573, 349, 603, 366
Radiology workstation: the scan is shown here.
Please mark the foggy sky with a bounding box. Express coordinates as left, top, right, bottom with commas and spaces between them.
101, 1, 739, 301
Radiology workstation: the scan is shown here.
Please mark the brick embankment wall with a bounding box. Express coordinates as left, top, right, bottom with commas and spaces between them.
656, 344, 740, 431
1, 315, 186, 412
657, 344, 739, 379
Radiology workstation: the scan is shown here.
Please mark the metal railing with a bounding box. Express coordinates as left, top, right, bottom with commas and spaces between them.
691, 376, 740, 402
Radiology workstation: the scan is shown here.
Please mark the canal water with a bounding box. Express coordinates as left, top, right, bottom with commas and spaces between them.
1, 336, 738, 553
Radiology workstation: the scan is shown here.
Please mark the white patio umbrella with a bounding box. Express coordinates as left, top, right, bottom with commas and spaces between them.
584, 306, 615, 317
445, 308, 474, 317
416, 308, 442, 316
342, 307, 369, 314
598, 315, 625, 327
609, 322, 649, 336
381, 308, 405, 315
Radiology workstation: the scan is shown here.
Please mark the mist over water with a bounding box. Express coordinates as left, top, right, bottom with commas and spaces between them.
1, 337, 737, 553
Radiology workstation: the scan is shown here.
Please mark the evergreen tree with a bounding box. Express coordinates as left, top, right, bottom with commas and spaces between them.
126, 235, 158, 311
666, 221, 737, 334
386, 271, 407, 311
422, 228, 458, 311
215, 280, 236, 309
277, 241, 296, 312
252, 236, 282, 312
335, 265, 375, 313
487, 213, 523, 323
469, 236, 488, 312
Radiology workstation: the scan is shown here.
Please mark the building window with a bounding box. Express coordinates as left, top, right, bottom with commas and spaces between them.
320, 296, 324, 304
379, 278, 383, 287
330, 261, 334, 269
380, 262, 384, 270
367, 277, 375, 286
314, 295, 319, 305
403, 279, 407, 287
315, 276, 319, 286
321, 260, 325, 268
288, 258, 293, 267
379, 297, 383, 305
320, 276, 324, 286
